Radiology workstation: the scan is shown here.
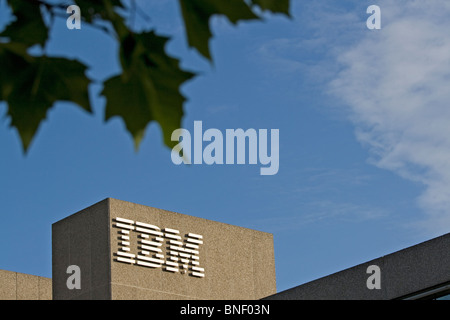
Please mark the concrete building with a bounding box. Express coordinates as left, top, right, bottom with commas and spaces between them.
266, 231, 450, 300
52, 198, 276, 300
1, 198, 276, 300
1, 198, 450, 300
0, 269, 51, 300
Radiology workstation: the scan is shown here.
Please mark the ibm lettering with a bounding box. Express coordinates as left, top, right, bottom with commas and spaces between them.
113, 217, 205, 278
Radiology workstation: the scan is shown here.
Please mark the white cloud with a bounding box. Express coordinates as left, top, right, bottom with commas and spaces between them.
253, 2, 363, 85
330, 0, 450, 235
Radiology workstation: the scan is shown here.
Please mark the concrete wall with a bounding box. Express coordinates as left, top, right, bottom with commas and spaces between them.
52, 199, 111, 299
0, 269, 51, 300
52, 198, 276, 300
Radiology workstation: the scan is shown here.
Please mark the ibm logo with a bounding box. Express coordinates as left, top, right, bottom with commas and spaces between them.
113, 217, 205, 278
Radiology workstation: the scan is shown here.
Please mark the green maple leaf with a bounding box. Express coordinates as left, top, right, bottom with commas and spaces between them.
250, 0, 291, 16
102, 31, 195, 150
0, 44, 92, 152
178, 0, 259, 60
0, 0, 292, 154
1, 0, 48, 47
73, 0, 125, 23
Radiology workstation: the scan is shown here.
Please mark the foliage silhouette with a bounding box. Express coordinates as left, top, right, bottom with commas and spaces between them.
0, 0, 290, 152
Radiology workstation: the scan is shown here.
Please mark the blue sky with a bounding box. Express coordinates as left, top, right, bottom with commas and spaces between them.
1, 0, 449, 293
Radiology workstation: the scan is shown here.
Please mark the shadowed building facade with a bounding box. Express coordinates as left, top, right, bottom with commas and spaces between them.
265, 232, 450, 300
